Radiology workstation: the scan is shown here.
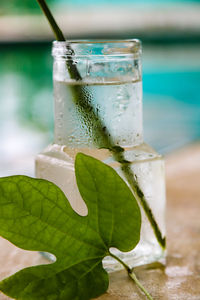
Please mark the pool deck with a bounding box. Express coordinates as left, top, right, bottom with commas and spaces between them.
0, 142, 200, 299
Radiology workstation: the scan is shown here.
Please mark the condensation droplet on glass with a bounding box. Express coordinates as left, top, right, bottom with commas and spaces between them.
69, 136, 75, 143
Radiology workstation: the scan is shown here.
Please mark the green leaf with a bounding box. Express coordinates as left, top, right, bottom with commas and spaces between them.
75, 153, 141, 251
0, 153, 141, 299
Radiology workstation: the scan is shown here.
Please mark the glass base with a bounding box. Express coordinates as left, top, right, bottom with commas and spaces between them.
36, 143, 166, 271
103, 243, 166, 272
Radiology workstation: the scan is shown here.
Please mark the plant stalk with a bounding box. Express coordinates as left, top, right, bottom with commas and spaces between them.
36, 0, 165, 249
37, 0, 65, 41
109, 252, 154, 300
128, 270, 154, 300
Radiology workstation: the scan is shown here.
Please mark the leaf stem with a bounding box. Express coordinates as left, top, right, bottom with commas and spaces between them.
109, 251, 154, 300
128, 271, 154, 300
108, 251, 131, 273
36, 0, 165, 250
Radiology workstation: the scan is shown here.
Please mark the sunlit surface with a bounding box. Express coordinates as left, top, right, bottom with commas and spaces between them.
0, 43, 200, 176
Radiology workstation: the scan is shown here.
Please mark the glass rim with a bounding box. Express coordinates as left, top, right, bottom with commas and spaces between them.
52, 39, 141, 58
53, 38, 140, 45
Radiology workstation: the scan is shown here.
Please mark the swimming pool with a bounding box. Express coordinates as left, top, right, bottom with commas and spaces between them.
143, 44, 200, 152
0, 42, 200, 175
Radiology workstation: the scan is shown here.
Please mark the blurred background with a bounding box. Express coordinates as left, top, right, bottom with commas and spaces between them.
0, 0, 200, 176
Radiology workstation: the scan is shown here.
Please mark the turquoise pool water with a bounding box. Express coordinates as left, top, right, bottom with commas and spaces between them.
143, 44, 200, 152
0, 43, 200, 175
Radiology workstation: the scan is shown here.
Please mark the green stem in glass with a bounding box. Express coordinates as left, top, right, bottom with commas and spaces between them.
36, 0, 165, 249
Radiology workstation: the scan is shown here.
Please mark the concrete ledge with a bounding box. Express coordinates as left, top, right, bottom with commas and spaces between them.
0, 4, 200, 41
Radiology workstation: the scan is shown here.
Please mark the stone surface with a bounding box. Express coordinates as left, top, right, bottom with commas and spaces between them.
0, 143, 200, 299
